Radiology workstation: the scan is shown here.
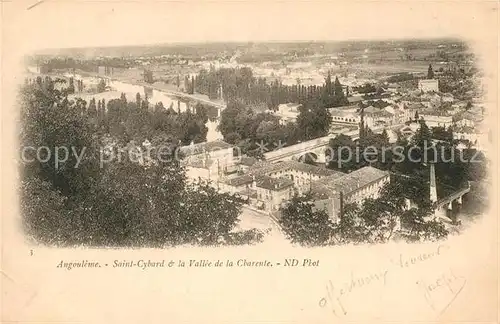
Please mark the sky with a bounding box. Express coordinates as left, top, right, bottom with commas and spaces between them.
3, 0, 498, 53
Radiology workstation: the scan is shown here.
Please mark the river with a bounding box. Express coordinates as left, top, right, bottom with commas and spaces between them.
71, 76, 223, 142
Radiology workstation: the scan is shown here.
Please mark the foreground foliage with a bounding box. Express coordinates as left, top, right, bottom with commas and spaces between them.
20, 79, 258, 247
279, 181, 449, 246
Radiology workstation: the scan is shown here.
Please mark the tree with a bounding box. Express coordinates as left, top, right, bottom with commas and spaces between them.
427, 64, 435, 79
414, 110, 419, 121
279, 195, 334, 246
327, 134, 358, 172
334, 76, 345, 101
97, 79, 107, 93
67, 77, 75, 94
87, 98, 97, 119
331, 203, 366, 244
120, 92, 127, 104
296, 100, 332, 140
190, 76, 195, 94
381, 129, 389, 145
182, 181, 245, 245
324, 71, 333, 96
413, 119, 432, 149
20, 81, 247, 247
135, 92, 141, 108
329, 178, 449, 245
399, 206, 448, 242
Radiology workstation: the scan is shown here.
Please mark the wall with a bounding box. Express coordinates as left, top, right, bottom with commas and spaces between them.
185, 167, 211, 184
420, 115, 453, 127
418, 79, 439, 92
344, 175, 390, 205
313, 198, 340, 224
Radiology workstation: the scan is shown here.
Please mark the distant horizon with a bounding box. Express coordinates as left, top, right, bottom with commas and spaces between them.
32, 37, 465, 56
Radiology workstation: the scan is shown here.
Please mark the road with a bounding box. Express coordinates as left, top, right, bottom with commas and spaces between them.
235, 206, 274, 231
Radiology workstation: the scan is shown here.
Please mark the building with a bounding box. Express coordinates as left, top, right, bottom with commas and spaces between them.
347, 96, 364, 105
180, 140, 236, 182
310, 166, 390, 223
364, 108, 395, 128
329, 108, 360, 126
97, 66, 114, 76
399, 123, 420, 138
386, 83, 401, 93
453, 111, 483, 128
27, 65, 49, 74
238, 156, 258, 173
418, 79, 439, 93
386, 104, 414, 124
275, 103, 302, 125
220, 160, 345, 211
219, 174, 294, 212
222, 157, 390, 220
420, 111, 453, 127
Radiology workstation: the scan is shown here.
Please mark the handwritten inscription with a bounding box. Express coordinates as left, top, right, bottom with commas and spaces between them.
395, 244, 449, 269
417, 269, 467, 315
319, 244, 455, 317
319, 270, 388, 316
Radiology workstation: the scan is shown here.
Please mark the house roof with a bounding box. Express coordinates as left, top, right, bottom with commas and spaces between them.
180, 140, 233, 157
248, 160, 344, 178
311, 166, 389, 198
225, 174, 254, 187
329, 108, 358, 118
185, 158, 216, 169
256, 175, 294, 191
420, 109, 452, 117
347, 96, 363, 103
454, 111, 483, 123
363, 106, 378, 113
240, 156, 258, 166
366, 109, 393, 118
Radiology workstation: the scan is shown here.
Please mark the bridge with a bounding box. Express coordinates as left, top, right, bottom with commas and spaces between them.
435, 182, 471, 209
432, 182, 471, 224
264, 123, 404, 163
74, 70, 227, 113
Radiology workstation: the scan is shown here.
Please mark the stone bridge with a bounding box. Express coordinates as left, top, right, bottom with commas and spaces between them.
433, 182, 471, 223
263, 124, 403, 163
76, 71, 226, 114
435, 183, 471, 210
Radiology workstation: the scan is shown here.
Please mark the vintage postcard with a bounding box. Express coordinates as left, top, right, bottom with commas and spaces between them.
2, 0, 498, 323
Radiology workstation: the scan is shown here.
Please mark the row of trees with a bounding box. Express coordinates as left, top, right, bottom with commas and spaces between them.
20, 78, 262, 247
193, 67, 349, 109
217, 71, 350, 156
219, 97, 334, 157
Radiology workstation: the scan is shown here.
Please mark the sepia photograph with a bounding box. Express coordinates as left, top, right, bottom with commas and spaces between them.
2, 1, 498, 323
19, 33, 490, 248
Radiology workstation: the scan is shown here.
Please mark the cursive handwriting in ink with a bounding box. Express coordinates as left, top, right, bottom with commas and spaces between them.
319, 269, 389, 317
417, 269, 466, 315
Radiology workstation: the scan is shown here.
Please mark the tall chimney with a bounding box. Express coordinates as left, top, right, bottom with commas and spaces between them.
339, 191, 344, 223
429, 163, 437, 203
252, 175, 256, 189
